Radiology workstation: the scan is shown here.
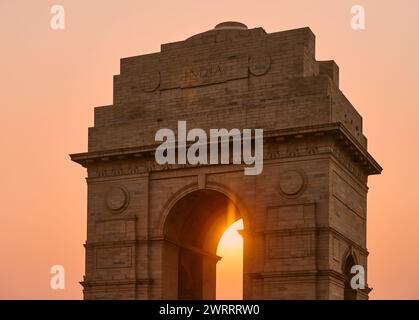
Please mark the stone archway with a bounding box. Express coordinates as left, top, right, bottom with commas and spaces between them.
71, 22, 382, 300
161, 188, 245, 299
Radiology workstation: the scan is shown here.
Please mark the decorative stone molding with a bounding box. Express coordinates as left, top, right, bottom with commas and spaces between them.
249, 53, 271, 76
140, 69, 160, 92
105, 186, 129, 213
278, 169, 307, 198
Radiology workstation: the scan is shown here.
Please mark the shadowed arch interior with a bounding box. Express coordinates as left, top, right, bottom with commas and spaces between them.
162, 189, 242, 299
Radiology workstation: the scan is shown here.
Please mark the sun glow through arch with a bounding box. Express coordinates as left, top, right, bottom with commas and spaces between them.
216, 218, 244, 300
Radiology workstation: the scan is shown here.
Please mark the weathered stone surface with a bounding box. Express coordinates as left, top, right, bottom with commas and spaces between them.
71, 22, 381, 300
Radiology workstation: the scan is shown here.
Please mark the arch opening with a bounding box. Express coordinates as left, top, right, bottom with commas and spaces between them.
216, 219, 243, 300
162, 189, 244, 299
343, 254, 357, 300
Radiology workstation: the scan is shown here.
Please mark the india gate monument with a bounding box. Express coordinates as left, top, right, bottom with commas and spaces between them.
70, 22, 382, 300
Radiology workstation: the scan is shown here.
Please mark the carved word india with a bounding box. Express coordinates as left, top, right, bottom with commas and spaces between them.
181, 63, 225, 83
155, 121, 263, 175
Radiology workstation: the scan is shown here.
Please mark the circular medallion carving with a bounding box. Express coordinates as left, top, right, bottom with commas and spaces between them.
140, 69, 160, 92
249, 54, 271, 76
105, 187, 129, 212
278, 170, 306, 197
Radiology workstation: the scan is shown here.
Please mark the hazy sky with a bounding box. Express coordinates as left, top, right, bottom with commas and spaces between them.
0, 0, 418, 299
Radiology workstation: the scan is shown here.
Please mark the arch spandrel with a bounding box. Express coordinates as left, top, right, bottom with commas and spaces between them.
157, 181, 253, 240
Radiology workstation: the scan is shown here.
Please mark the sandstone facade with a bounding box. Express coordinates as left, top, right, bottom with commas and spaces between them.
71, 22, 382, 300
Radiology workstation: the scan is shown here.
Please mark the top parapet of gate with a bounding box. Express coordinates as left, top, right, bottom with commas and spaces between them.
116, 22, 340, 92
89, 23, 369, 151
161, 21, 268, 51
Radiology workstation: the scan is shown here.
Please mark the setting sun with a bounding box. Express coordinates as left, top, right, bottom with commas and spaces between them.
216, 219, 244, 300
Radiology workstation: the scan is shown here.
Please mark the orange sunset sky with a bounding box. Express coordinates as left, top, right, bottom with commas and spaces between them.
1, 0, 419, 299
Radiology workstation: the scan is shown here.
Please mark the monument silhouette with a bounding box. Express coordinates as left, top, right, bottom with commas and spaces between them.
71, 22, 382, 300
